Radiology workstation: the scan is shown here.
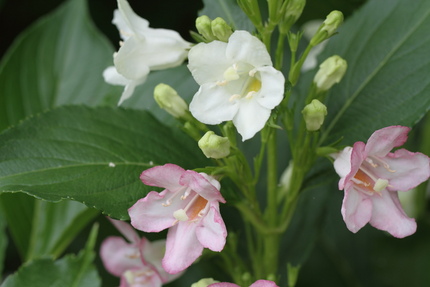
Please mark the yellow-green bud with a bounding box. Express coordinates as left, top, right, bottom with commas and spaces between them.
196, 15, 216, 41
313, 55, 347, 92
310, 10, 343, 46
302, 99, 327, 131
154, 83, 188, 118
211, 17, 233, 42
198, 131, 230, 159
288, 32, 301, 53
280, 0, 306, 34
191, 278, 219, 287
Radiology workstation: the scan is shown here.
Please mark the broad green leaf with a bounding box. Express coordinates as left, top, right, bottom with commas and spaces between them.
121, 65, 199, 125
27, 200, 99, 260
317, 0, 430, 145
199, 0, 254, 31
0, 194, 34, 258
0, 205, 7, 280
0, 106, 209, 220
1, 224, 100, 287
0, 0, 120, 131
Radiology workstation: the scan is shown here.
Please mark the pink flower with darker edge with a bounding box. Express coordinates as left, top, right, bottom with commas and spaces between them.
128, 163, 227, 274
333, 126, 430, 238
209, 280, 279, 287
100, 218, 181, 287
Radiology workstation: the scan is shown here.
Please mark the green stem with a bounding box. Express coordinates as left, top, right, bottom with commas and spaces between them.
275, 33, 286, 70
266, 130, 278, 226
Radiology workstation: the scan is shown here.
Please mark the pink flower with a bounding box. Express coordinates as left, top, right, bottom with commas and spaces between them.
100, 218, 181, 287
209, 280, 279, 287
333, 126, 430, 238
128, 164, 227, 274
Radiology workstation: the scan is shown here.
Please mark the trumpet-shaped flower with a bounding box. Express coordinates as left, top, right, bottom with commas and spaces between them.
106, 0, 192, 104
333, 126, 430, 238
188, 30, 285, 141
209, 280, 279, 287
100, 218, 181, 287
129, 164, 227, 274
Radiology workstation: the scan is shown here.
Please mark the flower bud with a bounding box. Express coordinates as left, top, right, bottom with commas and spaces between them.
310, 10, 343, 46
198, 131, 230, 159
191, 278, 219, 287
313, 55, 347, 92
302, 99, 327, 131
154, 83, 188, 118
196, 15, 216, 41
280, 0, 306, 34
211, 17, 233, 42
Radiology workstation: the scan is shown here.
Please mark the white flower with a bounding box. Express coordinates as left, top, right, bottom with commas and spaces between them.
106, 0, 192, 105
188, 31, 285, 141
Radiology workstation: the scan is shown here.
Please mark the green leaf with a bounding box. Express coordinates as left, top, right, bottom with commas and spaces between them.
0, 106, 209, 220
318, 0, 430, 145
27, 200, 99, 260
0, 0, 120, 131
1, 224, 100, 287
199, 0, 254, 31
0, 205, 7, 280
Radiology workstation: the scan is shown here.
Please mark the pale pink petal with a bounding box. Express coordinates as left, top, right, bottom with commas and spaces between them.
140, 239, 182, 283
180, 171, 225, 203
108, 218, 140, 244
189, 83, 239, 125
196, 204, 227, 252
209, 284, 239, 287
100, 236, 142, 277
119, 266, 163, 287
162, 222, 203, 274
128, 190, 179, 232
226, 31, 273, 67
187, 41, 232, 85
365, 126, 410, 157
343, 142, 366, 188
232, 99, 271, 141
254, 67, 285, 110
140, 164, 185, 191
372, 149, 430, 192
341, 184, 372, 233
250, 280, 280, 287
333, 147, 353, 189
369, 189, 416, 238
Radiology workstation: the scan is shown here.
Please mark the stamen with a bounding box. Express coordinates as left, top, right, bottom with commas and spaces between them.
245, 91, 256, 99
373, 178, 388, 192
216, 80, 228, 86
369, 156, 396, 172
162, 187, 187, 206
351, 177, 370, 187
173, 209, 189, 221
229, 94, 241, 102
365, 158, 378, 168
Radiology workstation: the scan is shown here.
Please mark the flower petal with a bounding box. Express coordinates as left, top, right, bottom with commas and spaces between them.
369, 189, 416, 238
117, 0, 150, 37
187, 41, 232, 85
162, 223, 204, 274
226, 31, 272, 67
108, 218, 140, 244
341, 183, 372, 233
189, 83, 239, 125
114, 37, 151, 80
232, 98, 271, 141
119, 266, 163, 287
196, 204, 227, 252
373, 149, 430, 191
128, 190, 178, 232
250, 280, 280, 287
209, 284, 239, 287
103, 66, 130, 86
140, 164, 185, 191
100, 236, 142, 277
343, 141, 366, 189
180, 171, 225, 203
254, 66, 285, 110
333, 146, 352, 189
117, 77, 147, 106
365, 126, 410, 157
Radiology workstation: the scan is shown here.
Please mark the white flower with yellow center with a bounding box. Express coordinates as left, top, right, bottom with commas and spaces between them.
188, 30, 285, 141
